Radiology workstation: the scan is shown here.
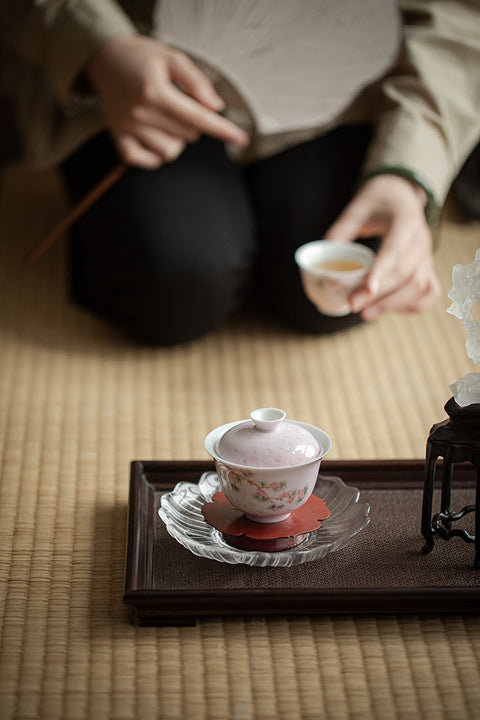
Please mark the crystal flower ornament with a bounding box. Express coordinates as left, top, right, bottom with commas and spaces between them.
447, 248, 480, 405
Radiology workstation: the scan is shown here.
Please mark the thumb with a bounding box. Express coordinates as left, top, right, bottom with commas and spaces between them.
168, 51, 225, 111
324, 204, 367, 244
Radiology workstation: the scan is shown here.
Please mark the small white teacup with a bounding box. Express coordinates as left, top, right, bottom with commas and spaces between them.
295, 240, 375, 316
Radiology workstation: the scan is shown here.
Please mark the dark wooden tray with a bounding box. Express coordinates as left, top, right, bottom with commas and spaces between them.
123, 460, 479, 625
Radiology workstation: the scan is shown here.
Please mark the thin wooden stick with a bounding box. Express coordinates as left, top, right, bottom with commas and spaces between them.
26, 163, 127, 263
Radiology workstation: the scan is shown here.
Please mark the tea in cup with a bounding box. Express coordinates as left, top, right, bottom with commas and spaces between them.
295, 240, 375, 316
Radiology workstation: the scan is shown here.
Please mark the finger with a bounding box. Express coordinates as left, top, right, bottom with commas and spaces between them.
133, 127, 186, 163
131, 105, 200, 142
158, 85, 249, 146
324, 202, 371, 244
361, 273, 441, 319
355, 220, 389, 237
351, 240, 424, 312
115, 133, 164, 169
365, 218, 419, 293
352, 231, 435, 313
167, 50, 226, 111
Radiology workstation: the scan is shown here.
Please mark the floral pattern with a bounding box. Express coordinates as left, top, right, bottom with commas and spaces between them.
226, 468, 308, 512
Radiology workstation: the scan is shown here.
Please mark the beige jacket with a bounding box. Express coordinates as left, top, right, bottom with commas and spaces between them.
1, 0, 480, 208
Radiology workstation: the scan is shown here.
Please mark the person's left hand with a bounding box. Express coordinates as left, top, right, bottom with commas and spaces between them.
324, 174, 442, 319
84, 35, 249, 169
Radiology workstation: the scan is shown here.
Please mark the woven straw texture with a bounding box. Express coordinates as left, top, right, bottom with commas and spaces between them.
1, 167, 480, 720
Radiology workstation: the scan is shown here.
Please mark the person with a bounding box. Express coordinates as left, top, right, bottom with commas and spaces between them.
1, 1, 480, 345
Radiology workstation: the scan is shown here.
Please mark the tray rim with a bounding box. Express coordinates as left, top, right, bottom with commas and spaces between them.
123, 459, 479, 625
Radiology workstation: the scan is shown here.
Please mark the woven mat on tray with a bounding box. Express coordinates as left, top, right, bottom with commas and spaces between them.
1, 167, 479, 720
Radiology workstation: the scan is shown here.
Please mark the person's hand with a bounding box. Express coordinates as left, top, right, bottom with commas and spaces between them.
324, 174, 442, 319
85, 35, 249, 168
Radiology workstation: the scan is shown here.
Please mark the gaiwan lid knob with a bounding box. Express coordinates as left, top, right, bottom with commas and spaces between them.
217, 408, 319, 468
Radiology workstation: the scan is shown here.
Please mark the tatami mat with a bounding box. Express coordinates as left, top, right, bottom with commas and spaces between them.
1, 166, 479, 719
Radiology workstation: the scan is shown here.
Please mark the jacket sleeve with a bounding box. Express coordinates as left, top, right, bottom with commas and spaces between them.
362, 0, 480, 207
0, 0, 137, 108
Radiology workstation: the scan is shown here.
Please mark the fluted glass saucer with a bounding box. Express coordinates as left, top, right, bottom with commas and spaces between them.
158, 472, 370, 567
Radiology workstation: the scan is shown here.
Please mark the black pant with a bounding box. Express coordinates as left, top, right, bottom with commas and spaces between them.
61, 125, 372, 345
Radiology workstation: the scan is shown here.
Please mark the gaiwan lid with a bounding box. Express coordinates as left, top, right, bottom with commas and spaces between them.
217, 408, 319, 468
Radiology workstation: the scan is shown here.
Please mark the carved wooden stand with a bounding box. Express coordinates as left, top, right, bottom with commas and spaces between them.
422, 398, 480, 569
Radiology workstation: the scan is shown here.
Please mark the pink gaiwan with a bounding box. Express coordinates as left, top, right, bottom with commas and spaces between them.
218, 408, 319, 467
204, 408, 331, 523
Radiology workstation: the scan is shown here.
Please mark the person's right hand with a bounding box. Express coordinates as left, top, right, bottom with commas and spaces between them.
85, 35, 249, 168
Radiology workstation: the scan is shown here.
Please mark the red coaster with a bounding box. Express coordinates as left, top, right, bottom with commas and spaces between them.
202, 493, 330, 552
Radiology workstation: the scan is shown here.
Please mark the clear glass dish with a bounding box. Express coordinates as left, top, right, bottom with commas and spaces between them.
158, 472, 370, 567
